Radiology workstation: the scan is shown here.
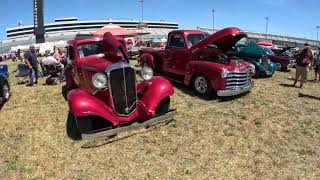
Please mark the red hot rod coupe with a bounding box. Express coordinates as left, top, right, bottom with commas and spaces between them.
65, 32, 175, 140
139, 27, 255, 97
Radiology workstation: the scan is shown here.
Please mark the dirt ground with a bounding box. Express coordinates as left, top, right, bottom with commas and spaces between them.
0, 61, 319, 179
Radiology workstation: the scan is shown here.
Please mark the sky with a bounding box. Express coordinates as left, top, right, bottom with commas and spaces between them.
0, 0, 319, 40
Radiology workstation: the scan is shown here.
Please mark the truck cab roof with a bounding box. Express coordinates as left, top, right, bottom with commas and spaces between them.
169, 30, 208, 36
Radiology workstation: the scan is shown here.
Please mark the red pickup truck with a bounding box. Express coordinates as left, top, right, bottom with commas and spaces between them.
139, 27, 255, 97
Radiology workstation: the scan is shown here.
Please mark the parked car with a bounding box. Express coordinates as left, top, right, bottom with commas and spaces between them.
139, 27, 255, 97
229, 42, 276, 77
263, 47, 294, 71
0, 63, 11, 105
65, 32, 175, 140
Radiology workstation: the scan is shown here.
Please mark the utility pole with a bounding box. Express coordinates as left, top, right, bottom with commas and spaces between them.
265, 17, 269, 40
138, 0, 144, 23
316, 25, 320, 45
212, 9, 215, 33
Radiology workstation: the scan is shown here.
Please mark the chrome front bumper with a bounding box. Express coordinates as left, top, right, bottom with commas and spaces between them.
217, 82, 254, 97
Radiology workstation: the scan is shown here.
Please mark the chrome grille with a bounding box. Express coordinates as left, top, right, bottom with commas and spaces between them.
226, 70, 250, 90
107, 63, 137, 116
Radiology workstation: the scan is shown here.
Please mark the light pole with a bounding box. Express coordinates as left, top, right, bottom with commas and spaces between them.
265, 17, 269, 40
138, 0, 144, 23
212, 9, 215, 33
316, 25, 320, 45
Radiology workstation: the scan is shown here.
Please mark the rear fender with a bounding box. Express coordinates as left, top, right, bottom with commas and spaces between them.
138, 76, 174, 115
67, 88, 119, 126
139, 53, 155, 69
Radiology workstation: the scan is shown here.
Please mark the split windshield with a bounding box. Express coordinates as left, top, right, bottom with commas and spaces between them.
187, 33, 209, 47
78, 41, 105, 58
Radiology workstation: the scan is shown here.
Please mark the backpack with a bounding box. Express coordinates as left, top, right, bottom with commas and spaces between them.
296, 48, 309, 67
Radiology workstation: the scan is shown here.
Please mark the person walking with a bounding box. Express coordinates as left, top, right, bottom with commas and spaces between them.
314, 47, 320, 81
24, 44, 39, 86
293, 43, 314, 88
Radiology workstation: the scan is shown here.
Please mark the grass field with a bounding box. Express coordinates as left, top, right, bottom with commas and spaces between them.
0, 60, 320, 179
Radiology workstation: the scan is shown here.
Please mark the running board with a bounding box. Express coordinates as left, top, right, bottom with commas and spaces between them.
81, 110, 176, 140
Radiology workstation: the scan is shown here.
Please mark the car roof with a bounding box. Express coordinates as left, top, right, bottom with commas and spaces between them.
169, 30, 207, 36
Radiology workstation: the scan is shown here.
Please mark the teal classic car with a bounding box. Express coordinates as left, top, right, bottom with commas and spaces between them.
228, 42, 276, 78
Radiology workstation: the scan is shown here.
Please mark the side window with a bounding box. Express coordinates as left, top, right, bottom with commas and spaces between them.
168, 35, 185, 48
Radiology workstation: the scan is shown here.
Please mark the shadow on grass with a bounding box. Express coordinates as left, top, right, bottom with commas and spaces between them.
279, 83, 296, 88
218, 92, 251, 102
170, 81, 219, 101
298, 93, 320, 101
171, 81, 249, 102
61, 85, 68, 101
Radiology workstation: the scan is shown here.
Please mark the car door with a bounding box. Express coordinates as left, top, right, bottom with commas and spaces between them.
66, 45, 80, 86
164, 34, 189, 76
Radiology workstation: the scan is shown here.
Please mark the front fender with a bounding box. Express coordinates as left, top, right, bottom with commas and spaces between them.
184, 61, 224, 90
138, 76, 174, 115
67, 88, 120, 126
139, 53, 155, 69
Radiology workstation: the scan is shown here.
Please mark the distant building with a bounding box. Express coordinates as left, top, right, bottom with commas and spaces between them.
198, 27, 320, 48
0, 18, 178, 53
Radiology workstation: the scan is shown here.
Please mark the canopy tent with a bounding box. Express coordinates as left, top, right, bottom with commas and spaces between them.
93, 24, 138, 37
257, 40, 274, 47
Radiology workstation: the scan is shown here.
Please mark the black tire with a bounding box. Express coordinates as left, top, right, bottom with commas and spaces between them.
275, 62, 283, 71
192, 74, 213, 97
66, 113, 81, 140
1, 80, 10, 103
155, 97, 170, 115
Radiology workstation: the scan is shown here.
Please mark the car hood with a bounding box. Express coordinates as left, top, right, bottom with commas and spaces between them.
190, 27, 247, 54
238, 42, 266, 58
78, 54, 114, 73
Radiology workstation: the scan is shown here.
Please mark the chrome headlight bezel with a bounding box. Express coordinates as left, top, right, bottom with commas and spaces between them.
92, 73, 107, 89
221, 69, 229, 78
141, 66, 154, 81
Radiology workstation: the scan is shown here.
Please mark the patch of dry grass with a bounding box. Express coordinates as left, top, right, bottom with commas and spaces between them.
0, 61, 320, 179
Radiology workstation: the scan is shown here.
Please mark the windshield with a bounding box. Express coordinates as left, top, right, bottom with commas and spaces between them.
78, 42, 105, 58
263, 47, 275, 55
187, 33, 209, 47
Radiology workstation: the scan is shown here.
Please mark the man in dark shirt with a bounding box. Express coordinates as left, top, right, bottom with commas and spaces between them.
293, 43, 313, 88
24, 44, 39, 86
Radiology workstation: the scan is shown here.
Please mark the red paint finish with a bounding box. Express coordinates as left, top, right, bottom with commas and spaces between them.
139, 27, 254, 96
66, 32, 174, 126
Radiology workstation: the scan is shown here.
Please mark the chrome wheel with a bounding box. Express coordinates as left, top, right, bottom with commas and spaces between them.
275, 62, 282, 70
3, 83, 10, 100
194, 76, 208, 94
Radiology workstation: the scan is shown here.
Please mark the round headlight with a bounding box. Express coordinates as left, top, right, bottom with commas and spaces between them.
221, 69, 229, 78
141, 66, 153, 81
92, 73, 107, 89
